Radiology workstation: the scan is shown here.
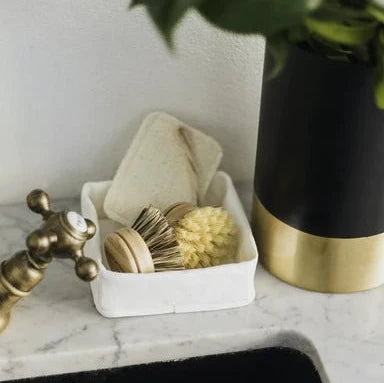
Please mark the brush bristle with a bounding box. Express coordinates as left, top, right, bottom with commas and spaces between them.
132, 206, 184, 272
174, 206, 238, 269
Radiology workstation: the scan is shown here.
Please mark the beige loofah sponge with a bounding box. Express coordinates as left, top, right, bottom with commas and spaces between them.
167, 204, 238, 269
103, 112, 223, 227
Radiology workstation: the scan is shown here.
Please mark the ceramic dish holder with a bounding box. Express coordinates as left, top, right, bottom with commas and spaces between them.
81, 171, 258, 318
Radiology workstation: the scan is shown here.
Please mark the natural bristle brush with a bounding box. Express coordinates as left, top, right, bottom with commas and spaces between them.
164, 202, 238, 269
104, 202, 238, 273
104, 206, 184, 273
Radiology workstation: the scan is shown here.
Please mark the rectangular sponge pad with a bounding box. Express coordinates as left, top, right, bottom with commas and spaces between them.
104, 112, 223, 226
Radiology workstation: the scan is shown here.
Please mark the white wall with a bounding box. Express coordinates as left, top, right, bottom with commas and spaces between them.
0, 0, 264, 205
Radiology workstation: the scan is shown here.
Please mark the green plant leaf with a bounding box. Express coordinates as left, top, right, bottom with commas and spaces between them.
367, 3, 384, 22
131, 0, 204, 47
374, 29, 384, 109
197, 0, 322, 36
305, 17, 378, 46
369, 0, 384, 10
132, 0, 323, 47
130, 0, 141, 7
315, 2, 370, 19
265, 35, 291, 80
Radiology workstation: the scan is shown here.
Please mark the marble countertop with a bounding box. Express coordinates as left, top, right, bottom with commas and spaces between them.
0, 196, 383, 383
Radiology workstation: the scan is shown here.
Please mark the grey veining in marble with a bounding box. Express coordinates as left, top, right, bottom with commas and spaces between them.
0, 195, 383, 382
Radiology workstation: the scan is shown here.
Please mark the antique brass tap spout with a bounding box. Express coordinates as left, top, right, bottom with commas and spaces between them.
0, 190, 98, 334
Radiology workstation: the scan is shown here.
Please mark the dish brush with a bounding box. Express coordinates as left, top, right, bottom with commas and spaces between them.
164, 202, 238, 269
104, 206, 183, 273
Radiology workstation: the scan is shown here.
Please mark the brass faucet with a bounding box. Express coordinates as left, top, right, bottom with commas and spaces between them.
0, 190, 99, 333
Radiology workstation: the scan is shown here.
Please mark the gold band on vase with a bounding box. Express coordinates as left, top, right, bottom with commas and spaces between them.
252, 195, 384, 293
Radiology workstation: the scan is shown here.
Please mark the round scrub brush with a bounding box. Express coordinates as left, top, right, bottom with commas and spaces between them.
164, 202, 238, 269
104, 206, 183, 273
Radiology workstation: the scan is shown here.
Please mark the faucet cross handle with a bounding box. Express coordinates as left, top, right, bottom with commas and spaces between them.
25, 189, 99, 282
27, 189, 53, 220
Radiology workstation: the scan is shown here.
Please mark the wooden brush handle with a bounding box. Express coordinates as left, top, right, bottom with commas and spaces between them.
104, 228, 154, 273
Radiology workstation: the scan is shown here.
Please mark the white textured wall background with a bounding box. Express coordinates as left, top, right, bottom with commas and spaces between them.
0, 0, 265, 205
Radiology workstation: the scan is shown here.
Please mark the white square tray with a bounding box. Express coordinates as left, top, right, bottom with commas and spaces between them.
81, 171, 258, 318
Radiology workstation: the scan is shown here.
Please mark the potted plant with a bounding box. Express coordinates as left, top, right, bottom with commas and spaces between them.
132, 0, 384, 293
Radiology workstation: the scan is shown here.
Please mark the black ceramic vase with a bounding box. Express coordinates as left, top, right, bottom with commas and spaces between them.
252, 45, 384, 292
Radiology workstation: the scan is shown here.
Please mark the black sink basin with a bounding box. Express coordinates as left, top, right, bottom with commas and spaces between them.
8, 347, 322, 382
